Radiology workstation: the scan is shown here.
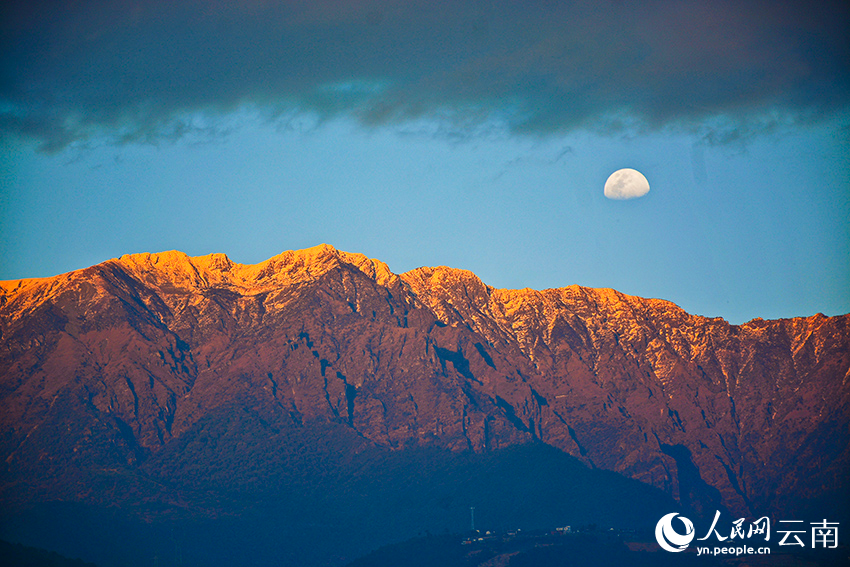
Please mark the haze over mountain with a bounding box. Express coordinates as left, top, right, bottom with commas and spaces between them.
1, 245, 847, 566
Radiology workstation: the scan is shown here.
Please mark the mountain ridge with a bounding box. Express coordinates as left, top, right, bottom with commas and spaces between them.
1, 245, 847, 532
0, 244, 732, 322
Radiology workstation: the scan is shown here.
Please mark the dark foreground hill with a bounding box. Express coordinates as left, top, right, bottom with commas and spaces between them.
1, 245, 847, 566
346, 529, 849, 567
0, 539, 98, 567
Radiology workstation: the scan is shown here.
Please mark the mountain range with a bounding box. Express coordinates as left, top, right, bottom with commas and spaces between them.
1, 244, 847, 566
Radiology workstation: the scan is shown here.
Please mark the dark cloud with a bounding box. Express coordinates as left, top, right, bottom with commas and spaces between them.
2, 0, 848, 151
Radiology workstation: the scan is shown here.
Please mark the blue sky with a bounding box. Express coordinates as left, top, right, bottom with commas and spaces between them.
1, 1, 848, 324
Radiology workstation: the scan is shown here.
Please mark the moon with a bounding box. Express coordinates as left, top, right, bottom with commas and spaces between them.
604, 168, 650, 199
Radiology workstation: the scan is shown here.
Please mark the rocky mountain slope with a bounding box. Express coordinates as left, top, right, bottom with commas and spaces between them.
1, 245, 848, 563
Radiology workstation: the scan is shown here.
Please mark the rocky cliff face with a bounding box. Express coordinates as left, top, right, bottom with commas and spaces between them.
1, 244, 848, 525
